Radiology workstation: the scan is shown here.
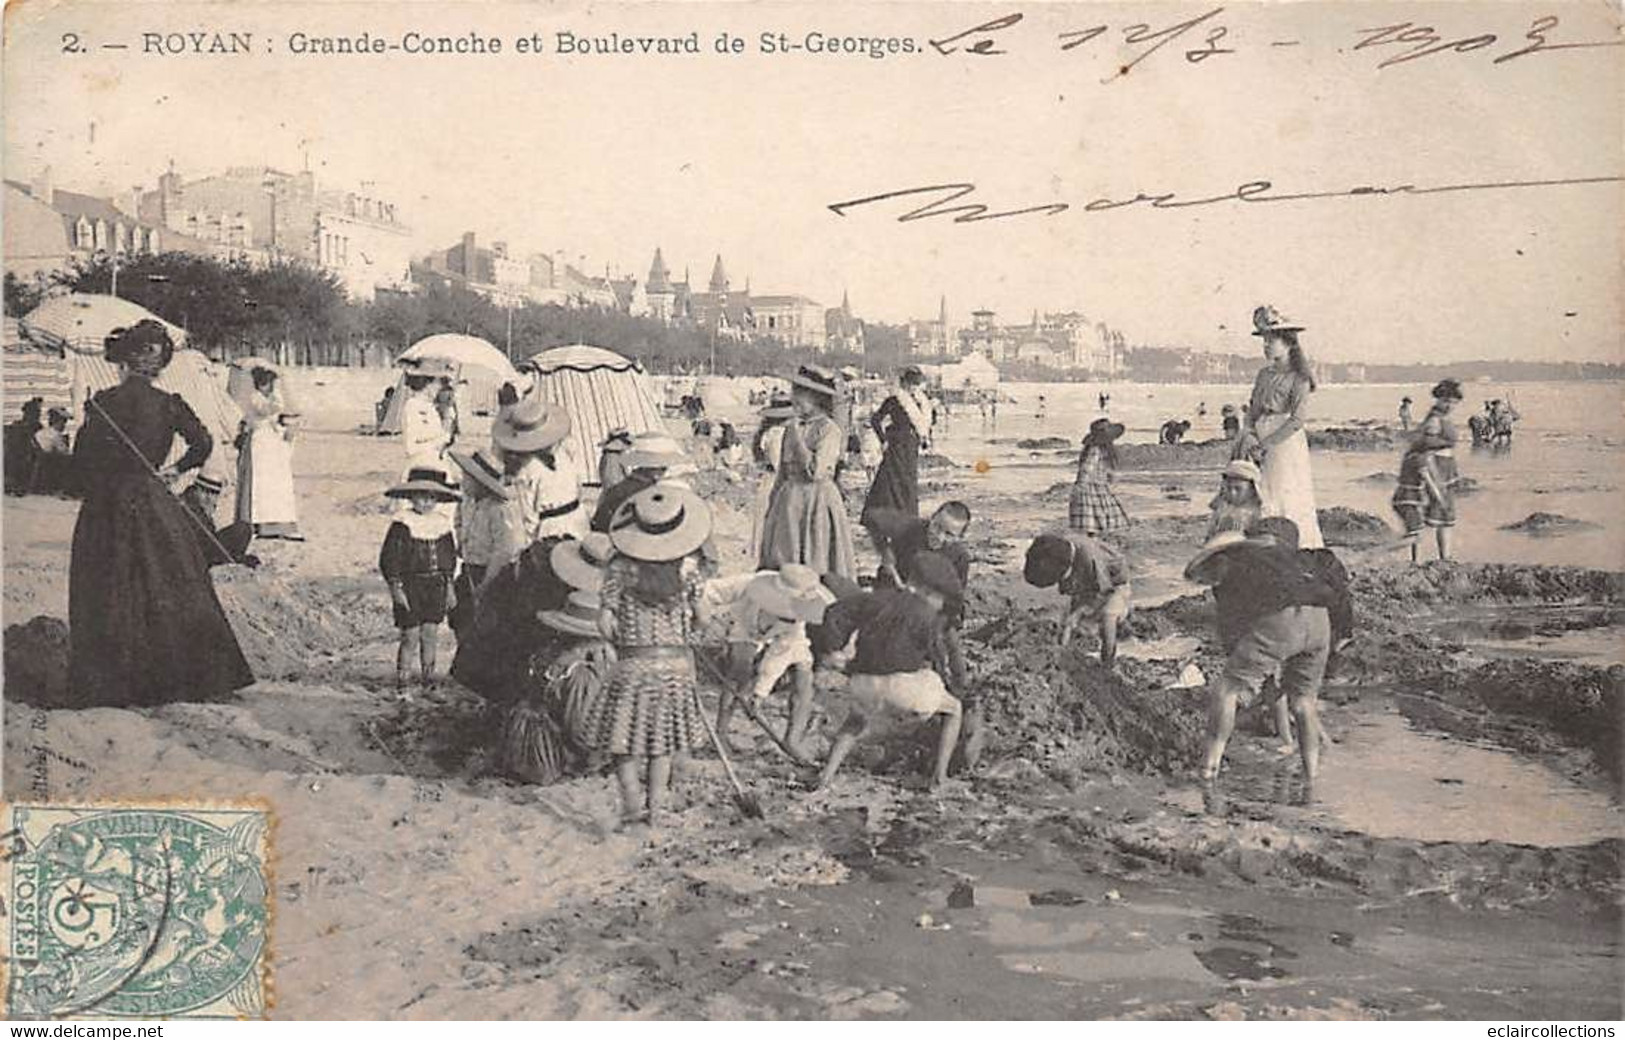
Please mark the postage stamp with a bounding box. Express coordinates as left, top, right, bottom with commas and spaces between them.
1, 804, 271, 1020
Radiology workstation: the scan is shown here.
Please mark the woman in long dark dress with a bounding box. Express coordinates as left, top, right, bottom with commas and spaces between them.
860, 365, 932, 530
69, 321, 253, 708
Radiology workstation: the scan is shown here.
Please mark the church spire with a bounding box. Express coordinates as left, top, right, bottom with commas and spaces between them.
708, 254, 729, 294
647, 247, 671, 292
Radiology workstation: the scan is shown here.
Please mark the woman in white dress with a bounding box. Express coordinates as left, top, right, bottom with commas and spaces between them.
400, 367, 453, 472
749, 395, 794, 562
235, 367, 303, 541
1236, 305, 1324, 549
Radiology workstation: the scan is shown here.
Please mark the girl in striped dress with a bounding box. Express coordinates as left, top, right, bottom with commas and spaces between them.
583, 483, 715, 828
1069, 418, 1130, 536
1392, 378, 1465, 564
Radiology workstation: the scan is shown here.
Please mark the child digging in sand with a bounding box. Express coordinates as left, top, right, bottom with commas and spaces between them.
811, 552, 965, 791
379, 467, 462, 693
582, 483, 715, 828
1023, 531, 1132, 665
714, 564, 831, 764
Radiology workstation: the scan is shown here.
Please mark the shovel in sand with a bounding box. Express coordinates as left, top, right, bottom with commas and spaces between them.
694, 692, 764, 819
693, 651, 808, 765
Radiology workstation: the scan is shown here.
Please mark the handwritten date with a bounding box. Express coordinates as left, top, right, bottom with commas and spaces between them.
927, 8, 1620, 77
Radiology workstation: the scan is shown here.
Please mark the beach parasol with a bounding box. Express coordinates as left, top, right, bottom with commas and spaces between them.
397, 333, 519, 383
19, 293, 186, 355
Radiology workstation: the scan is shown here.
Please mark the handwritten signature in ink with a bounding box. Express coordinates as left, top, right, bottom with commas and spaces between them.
827, 176, 1624, 225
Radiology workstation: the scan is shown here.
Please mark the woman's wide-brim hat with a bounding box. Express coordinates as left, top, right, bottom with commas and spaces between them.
1222, 458, 1262, 484
1221, 404, 1238, 415
447, 448, 509, 500
551, 532, 615, 593
1252, 304, 1305, 337
386, 466, 462, 502
1183, 530, 1250, 584
400, 355, 459, 379
1089, 418, 1127, 442
493, 396, 571, 453
788, 364, 841, 400
608, 482, 713, 562
1432, 379, 1464, 401
621, 432, 689, 472
760, 394, 796, 420
746, 564, 834, 624
538, 589, 604, 639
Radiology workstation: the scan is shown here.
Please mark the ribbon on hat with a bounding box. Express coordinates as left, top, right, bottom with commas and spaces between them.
612, 503, 687, 536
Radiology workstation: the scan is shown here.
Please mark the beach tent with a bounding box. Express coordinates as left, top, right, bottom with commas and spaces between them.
3, 316, 73, 424
376, 333, 519, 434
18, 295, 240, 465
522, 344, 666, 485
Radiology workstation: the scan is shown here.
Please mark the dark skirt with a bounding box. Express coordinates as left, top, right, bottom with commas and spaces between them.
69, 474, 254, 708
1392, 451, 1459, 534
861, 440, 919, 528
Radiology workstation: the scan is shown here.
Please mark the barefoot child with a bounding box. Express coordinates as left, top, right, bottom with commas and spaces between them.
1393, 378, 1465, 564
583, 483, 714, 827
1023, 532, 1132, 664
812, 552, 965, 790
716, 564, 831, 762
380, 467, 461, 691
1184, 519, 1340, 803
1206, 459, 1264, 539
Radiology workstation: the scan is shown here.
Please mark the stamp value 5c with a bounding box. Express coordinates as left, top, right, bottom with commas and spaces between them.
1, 804, 271, 1019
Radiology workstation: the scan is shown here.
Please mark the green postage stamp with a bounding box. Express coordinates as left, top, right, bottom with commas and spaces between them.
2, 804, 271, 1019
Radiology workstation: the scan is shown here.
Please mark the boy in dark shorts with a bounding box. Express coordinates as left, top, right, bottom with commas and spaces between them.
1184, 518, 1340, 802
1023, 531, 1132, 665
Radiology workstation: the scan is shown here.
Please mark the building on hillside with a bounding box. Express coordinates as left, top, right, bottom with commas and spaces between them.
682, 255, 752, 340
138, 164, 411, 298
643, 248, 679, 321
905, 296, 953, 356
825, 290, 864, 354
527, 251, 619, 309
419, 232, 530, 307
752, 294, 826, 350
5, 170, 196, 280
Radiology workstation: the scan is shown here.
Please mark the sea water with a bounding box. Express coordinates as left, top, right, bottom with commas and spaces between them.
912, 380, 1625, 571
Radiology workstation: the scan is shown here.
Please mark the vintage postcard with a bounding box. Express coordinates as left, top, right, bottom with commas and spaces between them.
1, 0, 1620, 1023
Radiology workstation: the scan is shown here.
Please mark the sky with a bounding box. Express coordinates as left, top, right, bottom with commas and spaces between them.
5, 0, 1621, 363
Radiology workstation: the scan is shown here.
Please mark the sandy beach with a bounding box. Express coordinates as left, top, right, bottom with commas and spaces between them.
4, 389, 1621, 1020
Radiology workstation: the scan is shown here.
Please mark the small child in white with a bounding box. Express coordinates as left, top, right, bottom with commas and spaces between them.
1207, 458, 1264, 539
713, 564, 831, 764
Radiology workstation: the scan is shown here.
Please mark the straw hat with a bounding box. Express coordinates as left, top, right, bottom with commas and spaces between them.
1245, 516, 1301, 552
745, 564, 834, 623
1251, 305, 1305, 337
621, 432, 689, 472
551, 532, 615, 593
608, 483, 713, 561
788, 364, 841, 401
400, 355, 459, 379
1432, 379, 1464, 402
601, 427, 634, 453
1222, 459, 1262, 485
492, 395, 571, 453
1088, 417, 1126, 442
1183, 530, 1250, 584
1221, 403, 1238, 416
537, 590, 604, 639
386, 466, 462, 502
192, 473, 228, 496
1023, 533, 1074, 589
760, 393, 796, 420
447, 448, 509, 500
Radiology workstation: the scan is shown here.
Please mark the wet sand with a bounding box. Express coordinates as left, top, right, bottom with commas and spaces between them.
3, 421, 1621, 1019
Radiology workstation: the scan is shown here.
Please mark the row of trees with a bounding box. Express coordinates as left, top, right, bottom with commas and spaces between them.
4, 254, 869, 376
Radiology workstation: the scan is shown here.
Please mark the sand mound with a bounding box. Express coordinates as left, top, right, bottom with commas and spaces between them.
1015, 436, 1072, 450
214, 572, 392, 680
1500, 512, 1601, 536
1307, 426, 1398, 450
1318, 507, 1392, 548
4, 615, 71, 707
1117, 441, 1230, 472
1351, 562, 1625, 607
